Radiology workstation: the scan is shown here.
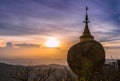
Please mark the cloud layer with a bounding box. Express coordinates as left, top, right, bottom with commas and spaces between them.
0, 0, 120, 44
15, 43, 40, 48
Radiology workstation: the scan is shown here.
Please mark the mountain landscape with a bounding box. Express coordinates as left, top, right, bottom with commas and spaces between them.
0, 60, 120, 81
0, 62, 74, 81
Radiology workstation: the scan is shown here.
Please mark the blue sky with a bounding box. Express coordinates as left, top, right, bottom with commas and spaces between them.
0, 0, 120, 64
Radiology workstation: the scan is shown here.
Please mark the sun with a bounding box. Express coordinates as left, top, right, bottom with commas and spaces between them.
45, 37, 60, 48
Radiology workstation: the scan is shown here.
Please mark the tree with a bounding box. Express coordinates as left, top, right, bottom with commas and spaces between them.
11, 66, 34, 81
53, 68, 76, 81
11, 66, 55, 81
33, 67, 56, 81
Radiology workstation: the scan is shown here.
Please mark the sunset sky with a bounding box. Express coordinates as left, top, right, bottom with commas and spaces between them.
0, 0, 120, 65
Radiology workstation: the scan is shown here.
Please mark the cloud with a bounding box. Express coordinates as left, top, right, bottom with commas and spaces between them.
6, 42, 13, 48
0, 0, 83, 37
105, 46, 120, 49
0, 0, 120, 43
15, 43, 41, 48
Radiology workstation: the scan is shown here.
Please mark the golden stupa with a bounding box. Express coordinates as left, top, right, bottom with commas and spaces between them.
67, 7, 105, 77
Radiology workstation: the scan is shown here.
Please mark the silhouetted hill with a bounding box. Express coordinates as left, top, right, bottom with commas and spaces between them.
0, 62, 67, 81
0, 63, 25, 81
0, 60, 119, 81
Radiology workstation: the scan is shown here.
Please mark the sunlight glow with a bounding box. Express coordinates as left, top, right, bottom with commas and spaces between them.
45, 37, 60, 48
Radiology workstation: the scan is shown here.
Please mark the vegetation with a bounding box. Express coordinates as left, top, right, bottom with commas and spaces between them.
1, 60, 120, 81
11, 66, 76, 81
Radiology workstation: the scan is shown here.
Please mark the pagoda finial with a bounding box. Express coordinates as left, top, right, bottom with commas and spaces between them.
84, 6, 90, 24
86, 6, 88, 11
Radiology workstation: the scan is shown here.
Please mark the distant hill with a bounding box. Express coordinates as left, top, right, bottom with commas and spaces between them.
0, 62, 67, 81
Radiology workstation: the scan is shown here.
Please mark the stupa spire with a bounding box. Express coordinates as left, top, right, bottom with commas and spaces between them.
80, 6, 94, 42
84, 6, 89, 24
84, 6, 90, 33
